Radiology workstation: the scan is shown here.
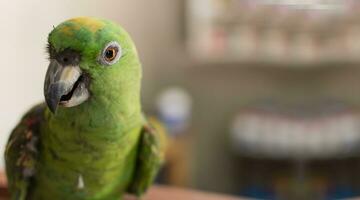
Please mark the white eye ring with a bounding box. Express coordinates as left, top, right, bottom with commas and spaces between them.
99, 41, 122, 66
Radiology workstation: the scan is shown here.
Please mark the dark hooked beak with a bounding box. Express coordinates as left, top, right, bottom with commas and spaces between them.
44, 59, 88, 113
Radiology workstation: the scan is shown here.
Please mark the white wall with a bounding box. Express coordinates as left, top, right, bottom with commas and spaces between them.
0, 0, 181, 168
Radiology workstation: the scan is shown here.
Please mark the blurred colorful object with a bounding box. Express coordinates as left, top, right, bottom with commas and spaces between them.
230, 101, 360, 159
156, 87, 192, 136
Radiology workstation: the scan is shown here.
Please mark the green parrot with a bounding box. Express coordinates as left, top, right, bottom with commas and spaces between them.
5, 17, 165, 200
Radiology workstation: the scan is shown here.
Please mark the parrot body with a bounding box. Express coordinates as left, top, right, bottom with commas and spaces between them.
5, 17, 164, 200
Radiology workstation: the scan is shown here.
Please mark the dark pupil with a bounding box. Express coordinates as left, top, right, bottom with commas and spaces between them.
105, 48, 115, 60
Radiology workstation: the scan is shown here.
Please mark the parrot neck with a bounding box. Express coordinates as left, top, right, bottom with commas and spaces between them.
46, 92, 143, 134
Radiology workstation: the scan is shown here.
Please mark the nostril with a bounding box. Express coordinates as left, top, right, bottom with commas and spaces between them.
56, 49, 80, 65
63, 57, 69, 63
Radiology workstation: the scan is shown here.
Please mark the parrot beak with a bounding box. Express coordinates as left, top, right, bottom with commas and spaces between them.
44, 59, 89, 113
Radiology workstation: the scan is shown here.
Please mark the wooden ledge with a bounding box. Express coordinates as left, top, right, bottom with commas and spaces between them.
0, 172, 244, 200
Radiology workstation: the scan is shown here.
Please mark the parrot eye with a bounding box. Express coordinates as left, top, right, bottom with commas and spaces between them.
99, 41, 122, 66
105, 48, 116, 61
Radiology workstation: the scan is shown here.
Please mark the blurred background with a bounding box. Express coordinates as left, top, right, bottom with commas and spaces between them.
2, 0, 360, 199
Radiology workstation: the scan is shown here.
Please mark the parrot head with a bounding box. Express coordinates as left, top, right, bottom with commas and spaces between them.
44, 17, 141, 114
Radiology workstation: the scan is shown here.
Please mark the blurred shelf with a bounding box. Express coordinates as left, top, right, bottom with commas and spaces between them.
186, 0, 360, 69
190, 55, 360, 68
230, 102, 360, 160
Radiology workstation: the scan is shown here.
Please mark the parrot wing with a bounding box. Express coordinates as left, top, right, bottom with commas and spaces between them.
127, 117, 167, 197
5, 103, 45, 200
